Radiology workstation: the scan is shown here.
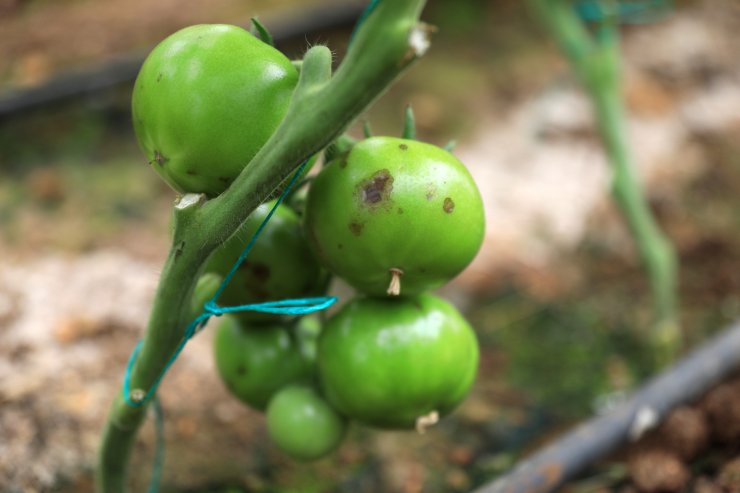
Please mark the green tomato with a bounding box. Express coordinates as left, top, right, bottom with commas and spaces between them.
317, 293, 479, 430
266, 385, 347, 461
132, 24, 298, 196
205, 200, 327, 324
304, 136, 485, 297
213, 315, 311, 411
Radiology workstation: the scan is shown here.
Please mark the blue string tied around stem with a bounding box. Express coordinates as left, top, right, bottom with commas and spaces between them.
122, 156, 337, 409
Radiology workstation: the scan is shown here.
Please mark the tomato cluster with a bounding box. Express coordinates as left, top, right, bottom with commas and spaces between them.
134, 23, 485, 461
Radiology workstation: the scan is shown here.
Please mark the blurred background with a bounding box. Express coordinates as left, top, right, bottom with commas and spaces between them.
1, 0, 739, 492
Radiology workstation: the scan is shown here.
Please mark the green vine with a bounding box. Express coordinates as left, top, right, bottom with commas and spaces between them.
528, 0, 680, 369
96, 2, 430, 491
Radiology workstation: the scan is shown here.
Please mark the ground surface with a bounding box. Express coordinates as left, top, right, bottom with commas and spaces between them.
1, 1, 740, 492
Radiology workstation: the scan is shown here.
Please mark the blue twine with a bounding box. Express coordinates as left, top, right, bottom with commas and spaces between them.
122, 157, 336, 408
120, 158, 337, 491
349, 0, 382, 44
148, 397, 164, 493
576, 0, 673, 24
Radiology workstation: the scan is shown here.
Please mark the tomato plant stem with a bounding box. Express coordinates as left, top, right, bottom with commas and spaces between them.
528, 0, 680, 368
96, 2, 430, 491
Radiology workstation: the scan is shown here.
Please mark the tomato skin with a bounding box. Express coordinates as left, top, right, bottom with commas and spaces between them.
205, 200, 326, 324
132, 24, 298, 196
317, 294, 479, 429
213, 315, 312, 411
266, 385, 347, 461
304, 136, 485, 297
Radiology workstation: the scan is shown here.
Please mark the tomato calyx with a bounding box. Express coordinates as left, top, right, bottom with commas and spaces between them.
386, 267, 404, 296
415, 410, 439, 434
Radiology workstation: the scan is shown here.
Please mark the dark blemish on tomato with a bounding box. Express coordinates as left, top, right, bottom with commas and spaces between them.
250, 262, 270, 282
153, 150, 168, 166
399, 144, 408, 151
186, 169, 197, 176
218, 176, 230, 183
236, 366, 247, 376
250, 287, 270, 301
359, 169, 394, 205
397, 208, 404, 215
443, 197, 455, 213
337, 243, 344, 250
157, 73, 163, 82
349, 222, 364, 236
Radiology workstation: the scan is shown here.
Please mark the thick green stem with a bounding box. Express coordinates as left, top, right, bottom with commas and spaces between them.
592, 81, 680, 367
97, 2, 429, 491
528, 0, 680, 367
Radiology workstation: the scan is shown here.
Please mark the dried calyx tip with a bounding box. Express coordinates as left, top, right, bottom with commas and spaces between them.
415, 410, 439, 434
176, 193, 205, 210
130, 389, 146, 404
408, 24, 435, 57
387, 268, 404, 296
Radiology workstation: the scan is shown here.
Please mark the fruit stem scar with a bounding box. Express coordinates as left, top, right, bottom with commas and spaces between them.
387, 267, 404, 296
415, 410, 439, 434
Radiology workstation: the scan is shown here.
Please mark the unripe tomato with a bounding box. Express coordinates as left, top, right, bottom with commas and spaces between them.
213, 315, 311, 411
317, 294, 479, 430
304, 137, 484, 297
266, 385, 347, 461
205, 200, 327, 324
132, 24, 298, 196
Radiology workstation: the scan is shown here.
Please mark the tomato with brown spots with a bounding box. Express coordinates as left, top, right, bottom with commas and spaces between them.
304, 137, 485, 297
204, 200, 327, 324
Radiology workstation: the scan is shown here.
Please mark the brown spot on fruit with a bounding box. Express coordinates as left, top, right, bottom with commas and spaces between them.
337, 243, 344, 250
399, 144, 408, 150
186, 169, 197, 176
426, 183, 437, 201
359, 169, 394, 205
218, 176, 230, 183
349, 222, 364, 236
236, 366, 247, 376
157, 73, 163, 82
153, 150, 168, 166
443, 197, 455, 213
397, 208, 404, 214
250, 262, 270, 282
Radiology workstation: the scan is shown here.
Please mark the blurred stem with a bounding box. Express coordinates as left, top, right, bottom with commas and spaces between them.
96, 1, 429, 491
529, 0, 680, 368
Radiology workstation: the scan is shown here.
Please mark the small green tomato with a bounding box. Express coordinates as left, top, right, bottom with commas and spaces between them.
213, 315, 311, 411
304, 136, 485, 297
266, 385, 347, 461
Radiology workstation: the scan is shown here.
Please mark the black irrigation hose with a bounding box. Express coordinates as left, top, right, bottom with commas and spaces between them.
0, 2, 364, 120
472, 320, 740, 493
